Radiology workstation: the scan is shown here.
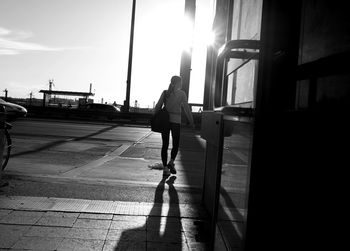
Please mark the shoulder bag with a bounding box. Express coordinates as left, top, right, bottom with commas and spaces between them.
151, 90, 170, 133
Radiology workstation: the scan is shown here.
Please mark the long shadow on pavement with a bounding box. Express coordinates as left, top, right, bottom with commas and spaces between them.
115, 176, 183, 250
11, 124, 119, 158
177, 128, 210, 248
217, 187, 245, 250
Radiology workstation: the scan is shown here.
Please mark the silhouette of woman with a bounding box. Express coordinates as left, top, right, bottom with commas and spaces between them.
154, 76, 194, 176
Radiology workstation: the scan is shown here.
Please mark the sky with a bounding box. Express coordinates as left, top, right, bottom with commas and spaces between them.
0, 0, 213, 108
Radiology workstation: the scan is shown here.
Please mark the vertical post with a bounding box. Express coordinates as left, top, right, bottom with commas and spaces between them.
29, 92, 33, 106
42, 93, 46, 107
180, 0, 196, 98
202, 0, 229, 110
3, 89, 8, 101
125, 0, 136, 113
0, 105, 5, 183
244, 1, 302, 250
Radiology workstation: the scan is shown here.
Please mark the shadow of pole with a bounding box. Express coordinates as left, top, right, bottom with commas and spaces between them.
178, 127, 206, 191
11, 124, 119, 158
217, 186, 245, 250
177, 127, 210, 248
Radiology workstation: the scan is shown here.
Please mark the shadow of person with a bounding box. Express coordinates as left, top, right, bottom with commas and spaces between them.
114, 176, 183, 251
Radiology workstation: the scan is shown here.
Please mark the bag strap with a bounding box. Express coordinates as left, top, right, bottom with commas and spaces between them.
163, 90, 167, 108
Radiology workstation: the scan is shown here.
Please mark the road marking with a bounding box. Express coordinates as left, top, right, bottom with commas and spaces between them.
59, 131, 153, 177
59, 155, 117, 177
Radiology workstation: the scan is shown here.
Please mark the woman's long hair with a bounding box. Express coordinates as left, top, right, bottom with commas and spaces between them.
167, 75, 182, 97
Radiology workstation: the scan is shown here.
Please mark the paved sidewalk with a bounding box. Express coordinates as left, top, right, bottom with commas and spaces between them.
1, 123, 211, 250
5, 123, 206, 194
0, 191, 209, 250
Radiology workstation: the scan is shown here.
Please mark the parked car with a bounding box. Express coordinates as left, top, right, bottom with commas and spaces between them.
0, 98, 27, 121
80, 103, 120, 112
79, 103, 120, 120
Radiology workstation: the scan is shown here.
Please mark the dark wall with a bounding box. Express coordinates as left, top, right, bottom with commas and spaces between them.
300, 1, 350, 63
245, 1, 349, 250
298, 1, 350, 110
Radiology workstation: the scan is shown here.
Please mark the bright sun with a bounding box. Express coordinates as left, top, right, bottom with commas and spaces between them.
130, 0, 214, 107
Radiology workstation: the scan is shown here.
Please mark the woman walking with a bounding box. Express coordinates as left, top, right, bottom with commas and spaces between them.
154, 75, 194, 176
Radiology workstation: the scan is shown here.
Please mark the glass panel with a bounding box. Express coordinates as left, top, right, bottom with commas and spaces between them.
213, 0, 263, 248
226, 59, 257, 106
218, 118, 254, 250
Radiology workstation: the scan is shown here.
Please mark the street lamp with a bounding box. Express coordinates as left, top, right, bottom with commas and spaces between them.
124, 0, 136, 113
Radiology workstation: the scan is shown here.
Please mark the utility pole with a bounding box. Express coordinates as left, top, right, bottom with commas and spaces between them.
3, 89, 8, 101
124, 0, 136, 113
48, 79, 54, 102
49, 79, 54, 91
29, 92, 33, 106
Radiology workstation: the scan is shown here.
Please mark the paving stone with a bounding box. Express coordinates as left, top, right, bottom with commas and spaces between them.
79, 213, 113, 220
0, 249, 28, 251
147, 230, 187, 243
114, 201, 144, 215
24, 226, 70, 238
0, 210, 44, 225
181, 219, 206, 230
35, 216, 77, 227
6, 210, 45, 217
14, 196, 58, 211
148, 216, 182, 223
147, 216, 182, 231
73, 218, 111, 229
187, 242, 209, 251
57, 238, 104, 251
103, 240, 146, 251
181, 219, 210, 240
147, 242, 190, 251
112, 215, 147, 223
106, 229, 146, 241
0, 225, 30, 248
50, 198, 91, 212
109, 220, 145, 230
180, 207, 203, 218
12, 236, 64, 250
0, 235, 22, 249
0, 196, 28, 210
68, 228, 108, 240
148, 205, 165, 216
85, 201, 118, 214
0, 209, 12, 218
44, 211, 80, 218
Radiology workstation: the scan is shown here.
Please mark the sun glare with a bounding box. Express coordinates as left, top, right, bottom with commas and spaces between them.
130, 0, 214, 106
180, 16, 195, 52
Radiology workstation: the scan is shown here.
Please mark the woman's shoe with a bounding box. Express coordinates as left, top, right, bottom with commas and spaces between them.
167, 162, 177, 174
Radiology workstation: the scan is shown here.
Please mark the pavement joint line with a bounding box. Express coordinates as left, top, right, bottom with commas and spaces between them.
58, 142, 133, 177
4, 172, 204, 191
59, 155, 122, 178
115, 130, 154, 157
111, 143, 133, 156
0, 195, 208, 219
134, 130, 154, 145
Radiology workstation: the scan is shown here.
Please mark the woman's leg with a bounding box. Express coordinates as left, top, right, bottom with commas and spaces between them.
161, 130, 170, 167
167, 123, 180, 174
170, 123, 181, 161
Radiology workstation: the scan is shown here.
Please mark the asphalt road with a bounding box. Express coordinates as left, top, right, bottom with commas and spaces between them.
1, 118, 204, 204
